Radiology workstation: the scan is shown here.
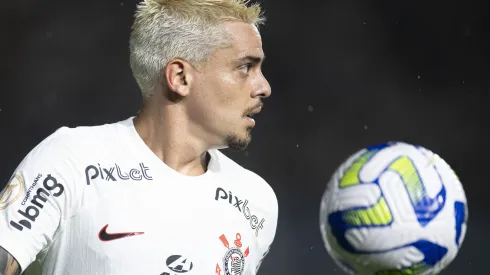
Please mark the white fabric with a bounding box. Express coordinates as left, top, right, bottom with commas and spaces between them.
0, 117, 278, 275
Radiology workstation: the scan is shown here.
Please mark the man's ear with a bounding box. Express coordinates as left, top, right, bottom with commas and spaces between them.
164, 59, 194, 97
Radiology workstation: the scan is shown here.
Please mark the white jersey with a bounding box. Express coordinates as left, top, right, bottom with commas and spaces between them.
0, 117, 278, 275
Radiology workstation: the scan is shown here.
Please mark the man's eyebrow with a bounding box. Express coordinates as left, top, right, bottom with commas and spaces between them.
236, 55, 265, 64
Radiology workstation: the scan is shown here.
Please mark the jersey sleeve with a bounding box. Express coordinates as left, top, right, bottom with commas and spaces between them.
256, 190, 278, 274
0, 127, 80, 272
245, 170, 279, 274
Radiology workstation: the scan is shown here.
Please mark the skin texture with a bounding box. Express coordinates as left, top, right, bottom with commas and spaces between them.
134, 21, 271, 176
0, 247, 21, 275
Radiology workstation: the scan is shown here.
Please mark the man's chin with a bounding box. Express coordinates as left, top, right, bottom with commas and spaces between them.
225, 132, 252, 152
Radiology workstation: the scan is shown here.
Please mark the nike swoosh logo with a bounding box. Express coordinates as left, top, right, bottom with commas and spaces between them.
98, 224, 144, 242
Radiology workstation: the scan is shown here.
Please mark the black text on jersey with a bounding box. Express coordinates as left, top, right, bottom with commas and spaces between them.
85, 162, 152, 185
215, 187, 265, 237
161, 255, 194, 274
10, 174, 65, 231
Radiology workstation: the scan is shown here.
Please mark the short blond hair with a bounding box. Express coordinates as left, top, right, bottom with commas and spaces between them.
129, 0, 265, 100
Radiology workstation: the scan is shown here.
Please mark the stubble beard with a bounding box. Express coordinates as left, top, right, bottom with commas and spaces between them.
225, 127, 252, 152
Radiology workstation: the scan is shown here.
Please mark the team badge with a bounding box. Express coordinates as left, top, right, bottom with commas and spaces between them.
216, 233, 249, 275
0, 174, 25, 210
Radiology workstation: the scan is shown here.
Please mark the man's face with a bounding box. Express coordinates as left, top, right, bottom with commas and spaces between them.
187, 21, 271, 151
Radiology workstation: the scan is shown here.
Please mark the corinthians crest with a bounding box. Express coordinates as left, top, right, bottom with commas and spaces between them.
216, 233, 250, 275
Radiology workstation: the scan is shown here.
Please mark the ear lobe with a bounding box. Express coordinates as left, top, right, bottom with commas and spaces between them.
164, 59, 191, 97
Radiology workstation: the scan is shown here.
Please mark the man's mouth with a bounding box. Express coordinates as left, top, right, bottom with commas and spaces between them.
244, 104, 263, 118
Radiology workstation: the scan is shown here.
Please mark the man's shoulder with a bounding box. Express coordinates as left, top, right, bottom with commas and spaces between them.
212, 150, 277, 202
211, 150, 263, 179
34, 118, 132, 155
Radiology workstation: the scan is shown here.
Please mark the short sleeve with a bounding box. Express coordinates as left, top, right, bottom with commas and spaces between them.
244, 170, 278, 274
0, 127, 79, 272
255, 191, 278, 274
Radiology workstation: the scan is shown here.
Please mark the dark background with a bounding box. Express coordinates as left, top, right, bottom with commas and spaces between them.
1, 0, 488, 274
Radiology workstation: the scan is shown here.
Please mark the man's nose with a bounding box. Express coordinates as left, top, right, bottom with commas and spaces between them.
252, 73, 271, 98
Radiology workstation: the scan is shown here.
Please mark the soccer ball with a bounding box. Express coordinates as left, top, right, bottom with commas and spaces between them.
319, 142, 468, 275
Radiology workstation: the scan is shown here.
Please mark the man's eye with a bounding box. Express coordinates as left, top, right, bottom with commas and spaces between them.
240, 63, 252, 74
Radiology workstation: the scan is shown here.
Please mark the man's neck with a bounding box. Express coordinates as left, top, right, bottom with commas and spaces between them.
133, 107, 211, 177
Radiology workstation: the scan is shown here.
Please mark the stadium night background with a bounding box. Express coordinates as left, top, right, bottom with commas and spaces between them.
0, 0, 488, 274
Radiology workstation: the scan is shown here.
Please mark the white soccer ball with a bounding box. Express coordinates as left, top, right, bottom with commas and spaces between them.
319, 142, 468, 275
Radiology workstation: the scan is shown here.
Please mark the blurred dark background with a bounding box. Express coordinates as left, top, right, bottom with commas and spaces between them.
1, 0, 488, 274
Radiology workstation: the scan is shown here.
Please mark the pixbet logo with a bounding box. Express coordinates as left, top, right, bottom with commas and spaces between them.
160, 255, 194, 275
215, 187, 265, 237
85, 162, 152, 185
10, 174, 64, 231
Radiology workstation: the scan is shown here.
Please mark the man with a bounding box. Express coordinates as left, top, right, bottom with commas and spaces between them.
0, 0, 277, 274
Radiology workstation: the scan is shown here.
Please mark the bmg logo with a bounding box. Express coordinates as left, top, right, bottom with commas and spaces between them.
10, 174, 64, 231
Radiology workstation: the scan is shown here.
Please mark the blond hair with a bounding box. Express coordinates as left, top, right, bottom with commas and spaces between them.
129, 0, 265, 100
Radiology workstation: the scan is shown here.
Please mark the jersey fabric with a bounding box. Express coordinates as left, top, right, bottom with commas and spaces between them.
0, 117, 278, 275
